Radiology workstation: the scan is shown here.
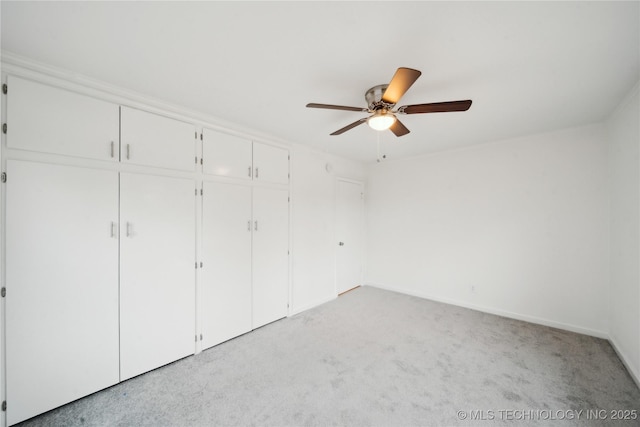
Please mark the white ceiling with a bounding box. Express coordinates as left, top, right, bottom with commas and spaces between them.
2, 1, 639, 164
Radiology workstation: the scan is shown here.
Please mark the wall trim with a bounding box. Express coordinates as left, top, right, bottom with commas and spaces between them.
607, 79, 640, 122
367, 122, 606, 168
289, 294, 337, 317
364, 282, 609, 339
609, 334, 640, 390
366, 282, 640, 388
336, 176, 364, 186
0, 50, 292, 151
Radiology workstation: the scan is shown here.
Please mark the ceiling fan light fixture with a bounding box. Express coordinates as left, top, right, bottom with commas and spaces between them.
367, 110, 396, 131
306, 67, 472, 137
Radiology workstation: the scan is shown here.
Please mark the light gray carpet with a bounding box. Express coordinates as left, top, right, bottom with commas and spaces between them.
15, 286, 640, 426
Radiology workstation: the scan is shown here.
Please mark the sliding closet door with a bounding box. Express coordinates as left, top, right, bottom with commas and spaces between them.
252, 187, 289, 329
201, 182, 252, 349
119, 172, 196, 380
5, 160, 120, 425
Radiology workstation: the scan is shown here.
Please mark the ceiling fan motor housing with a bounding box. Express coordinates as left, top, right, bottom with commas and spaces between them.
365, 84, 394, 111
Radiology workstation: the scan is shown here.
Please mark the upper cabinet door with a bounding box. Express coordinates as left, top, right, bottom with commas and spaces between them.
120, 106, 196, 171
253, 142, 289, 185
6, 76, 120, 161
202, 128, 252, 180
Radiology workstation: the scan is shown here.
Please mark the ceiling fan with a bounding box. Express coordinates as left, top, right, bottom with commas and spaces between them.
306, 67, 472, 137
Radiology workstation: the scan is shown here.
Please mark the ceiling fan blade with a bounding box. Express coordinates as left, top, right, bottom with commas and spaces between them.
400, 100, 472, 114
389, 118, 410, 137
381, 67, 422, 105
306, 103, 368, 112
330, 118, 368, 135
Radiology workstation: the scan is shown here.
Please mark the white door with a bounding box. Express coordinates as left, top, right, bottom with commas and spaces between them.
7, 75, 120, 161
201, 182, 252, 349
335, 179, 364, 294
252, 187, 289, 328
5, 160, 120, 425
120, 106, 196, 172
120, 172, 196, 380
252, 142, 289, 185
202, 128, 252, 180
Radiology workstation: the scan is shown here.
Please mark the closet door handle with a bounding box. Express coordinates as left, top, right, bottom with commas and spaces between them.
126, 222, 132, 237
110, 222, 117, 238
248, 166, 252, 178
247, 220, 251, 231
255, 167, 259, 179
110, 141, 115, 158
126, 144, 131, 160
254, 220, 258, 231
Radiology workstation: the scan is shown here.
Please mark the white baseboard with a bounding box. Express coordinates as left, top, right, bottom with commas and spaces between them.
289, 294, 337, 317
292, 284, 640, 389
364, 283, 609, 339
609, 334, 640, 389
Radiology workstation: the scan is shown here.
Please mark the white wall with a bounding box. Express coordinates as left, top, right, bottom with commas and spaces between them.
365, 124, 610, 336
607, 83, 640, 384
290, 145, 366, 314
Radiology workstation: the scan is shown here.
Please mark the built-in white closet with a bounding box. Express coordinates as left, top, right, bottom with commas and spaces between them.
2, 74, 290, 425
200, 128, 289, 350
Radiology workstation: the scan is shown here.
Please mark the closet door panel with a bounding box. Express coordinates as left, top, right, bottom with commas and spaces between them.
120, 106, 196, 171
252, 187, 289, 328
120, 172, 196, 380
201, 182, 252, 349
6, 76, 120, 161
5, 160, 120, 425
252, 142, 289, 185
202, 129, 252, 180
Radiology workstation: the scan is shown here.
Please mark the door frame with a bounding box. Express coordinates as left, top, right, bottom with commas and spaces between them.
334, 177, 365, 296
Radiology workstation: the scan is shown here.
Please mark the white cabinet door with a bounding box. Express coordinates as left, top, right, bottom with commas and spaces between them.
252, 187, 289, 328
6, 76, 120, 161
120, 172, 196, 380
202, 129, 252, 180
5, 160, 120, 425
202, 134, 289, 184
201, 182, 252, 349
120, 106, 196, 171
253, 142, 289, 185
